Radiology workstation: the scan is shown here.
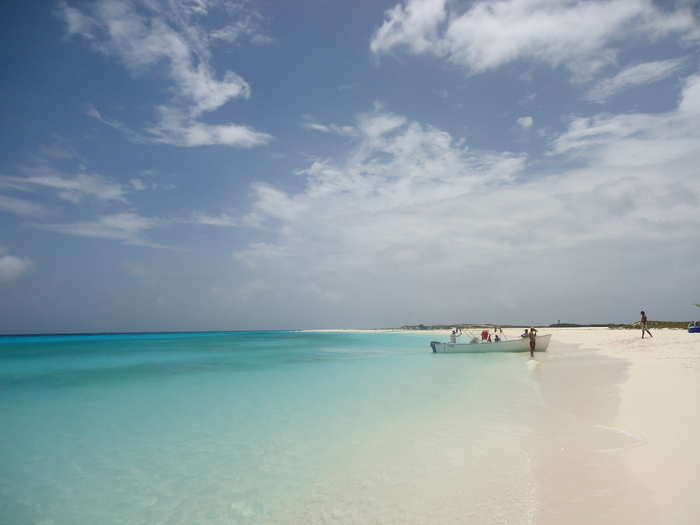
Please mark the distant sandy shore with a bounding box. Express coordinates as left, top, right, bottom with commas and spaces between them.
302, 328, 476, 335
305, 326, 700, 524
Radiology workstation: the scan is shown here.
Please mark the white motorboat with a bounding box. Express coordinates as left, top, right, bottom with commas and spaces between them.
430, 334, 551, 353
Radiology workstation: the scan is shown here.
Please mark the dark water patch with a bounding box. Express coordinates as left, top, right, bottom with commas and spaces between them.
0, 332, 429, 392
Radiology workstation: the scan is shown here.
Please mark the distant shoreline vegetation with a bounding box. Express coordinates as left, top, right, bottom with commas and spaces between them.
401, 321, 691, 330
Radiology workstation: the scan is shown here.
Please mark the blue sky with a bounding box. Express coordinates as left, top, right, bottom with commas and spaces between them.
1, 0, 699, 333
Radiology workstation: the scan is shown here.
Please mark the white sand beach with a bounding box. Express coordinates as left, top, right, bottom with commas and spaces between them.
306, 326, 700, 524
531, 327, 700, 525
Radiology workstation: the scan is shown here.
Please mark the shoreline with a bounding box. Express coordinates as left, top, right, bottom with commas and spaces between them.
529, 333, 653, 523
532, 328, 699, 524
305, 326, 700, 523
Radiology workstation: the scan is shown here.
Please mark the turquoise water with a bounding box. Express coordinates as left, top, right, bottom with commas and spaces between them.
1, 331, 540, 524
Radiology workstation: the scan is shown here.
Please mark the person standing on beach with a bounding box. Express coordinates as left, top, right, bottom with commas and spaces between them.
528, 327, 537, 357
640, 311, 653, 339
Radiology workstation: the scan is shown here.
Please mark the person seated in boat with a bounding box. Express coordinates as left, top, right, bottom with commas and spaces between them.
449, 328, 462, 344
494, 333, 501, 342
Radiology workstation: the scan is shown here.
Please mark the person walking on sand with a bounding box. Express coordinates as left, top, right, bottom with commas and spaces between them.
640, 310, 653, 339
528, 327, 537, 357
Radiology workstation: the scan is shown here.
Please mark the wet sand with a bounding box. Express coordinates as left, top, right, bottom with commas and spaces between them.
535, 327, 700, 525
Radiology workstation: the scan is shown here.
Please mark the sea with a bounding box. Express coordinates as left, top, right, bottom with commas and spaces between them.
0, 330, 542, 524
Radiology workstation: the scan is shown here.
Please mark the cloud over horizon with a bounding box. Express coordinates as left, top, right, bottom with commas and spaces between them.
0, 247, 33, 283
219, 79, 700, 325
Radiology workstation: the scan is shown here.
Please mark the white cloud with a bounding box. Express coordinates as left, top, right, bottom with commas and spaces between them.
230, 108, 529, 316
370, 0, 448, 56
60, 0, 271, 148
586, 58, 685, 102
303, 122, 335, 133
87, 104, 272, 148
356, 110, 407, 139
64, 0, 250, 115
517, 116, 534, 129
57, 0, 97, 39
222, 80, 700, 325
553, 74, 700, 160
211, 23, 250, 43
36, 212, 161, 246
371, 0, 697, 81
85, 104, 145, 142
0, 247, 33, 282
146, 106, 272, 148
0, 195, 49, 218
187, 211, 238, 227
302, 118, 357, 137
210, 7, 272, 46
1, 170, 126, 203
129, 178, 146, 191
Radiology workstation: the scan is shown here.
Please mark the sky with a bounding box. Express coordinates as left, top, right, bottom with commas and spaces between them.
1, 0, 699, 333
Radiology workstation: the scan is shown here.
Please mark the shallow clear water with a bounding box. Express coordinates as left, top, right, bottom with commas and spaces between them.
1, 331, 540, 524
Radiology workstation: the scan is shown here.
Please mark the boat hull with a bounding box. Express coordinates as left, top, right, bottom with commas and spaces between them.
430, 334, 551, 353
